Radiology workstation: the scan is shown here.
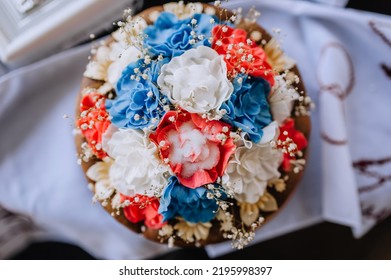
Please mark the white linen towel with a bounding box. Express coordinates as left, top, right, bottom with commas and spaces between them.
0, 0, 390, 259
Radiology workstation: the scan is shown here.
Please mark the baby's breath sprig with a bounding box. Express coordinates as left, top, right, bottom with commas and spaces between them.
217, 208, 265, 250
205, 183, 234, 212
244, 6, 261, 24
114, 8, 148, 55
78, 142, 93, 163
227, 216, 265, 249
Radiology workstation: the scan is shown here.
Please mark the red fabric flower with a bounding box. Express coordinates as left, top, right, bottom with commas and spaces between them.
150, 111, 236, 189
278, 118, 308, 172
121, 194, 165, 230
212, 25, 275, 86
76, 93, 110, 159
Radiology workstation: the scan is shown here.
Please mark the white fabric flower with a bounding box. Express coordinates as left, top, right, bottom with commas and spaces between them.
107, 44, 142, 85
86, 158, 115, 201
224, 143, 283, 203
237, 121, 279, 149
163, 1, 203, 20
102, 126, 169, 197
83, 17, 146, 85
259, 121, 280, 144
105, 17, 145, 85
269, 75, 300, 125
83, 45, 111, 81
158, 46, 233, 116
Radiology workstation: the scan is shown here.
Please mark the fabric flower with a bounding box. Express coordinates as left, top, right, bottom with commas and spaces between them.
121, 194, 165, 229
159, 177, 222, 223
106, 17, 147, 85
83, 45, 111, 81
144, 12, 216, 58
238, 192, 278, 226
106, 58, 171, 130
84, 17, 146, 86
163, 1, 203, 20
264, 38, 295, 72
86, 158, 115, 201
269, 75, 299, 125
174, 220, 212, 242
77, 92, 110, 159
221, 75, 273, 143
278, 118, 308, 172
158, 46, 233, 117
224, 143, 283, 204
103, 126, 169, 196
212, 25, 275, 86
106, 44, 142, 86
150, 111, 236, 188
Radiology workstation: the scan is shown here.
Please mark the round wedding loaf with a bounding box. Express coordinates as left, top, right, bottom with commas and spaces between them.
75, 2, 311, 248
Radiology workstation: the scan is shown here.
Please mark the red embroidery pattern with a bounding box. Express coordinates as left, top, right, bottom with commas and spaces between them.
317, 42, 355, 145
369, 20, 391, 79
369, 20, 391, 49
361, 203, 391, 223
320, 132, 348, 146
353, 157, 391, 194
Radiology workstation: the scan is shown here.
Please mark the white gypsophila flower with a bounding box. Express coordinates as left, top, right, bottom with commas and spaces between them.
158, 46, 233, 117
163, 1, 203, 19
269, 75, 300, 125
112, 16, 147, 47
216, 210, 234, 232
224, 143, 283, 204
110, 192, 122, 210
102, 125, 169, 197
86, 158, 115, 201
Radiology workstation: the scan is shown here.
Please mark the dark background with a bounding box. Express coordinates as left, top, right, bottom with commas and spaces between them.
10, 0, 391, 260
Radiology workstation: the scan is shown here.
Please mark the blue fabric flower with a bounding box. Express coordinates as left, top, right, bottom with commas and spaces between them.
106, 58, 171, 130
221, 75, 273, 143
144, 12, 217, 58
159, 177, 224, 223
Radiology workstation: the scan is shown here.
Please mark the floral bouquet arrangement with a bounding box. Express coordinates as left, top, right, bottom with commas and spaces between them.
75, 1, 311, 248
